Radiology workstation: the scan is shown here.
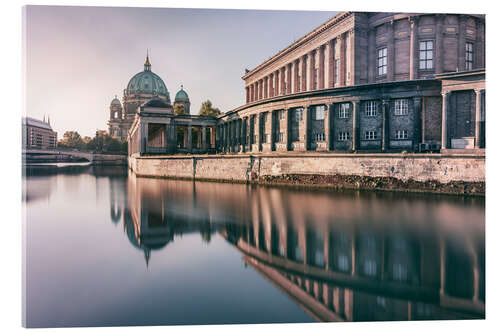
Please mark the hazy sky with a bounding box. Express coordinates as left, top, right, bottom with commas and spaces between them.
25, 5, 336, 137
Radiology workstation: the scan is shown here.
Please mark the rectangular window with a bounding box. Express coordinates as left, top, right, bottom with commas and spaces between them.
335, 59, 340, 84
394, 99, 409, 116
466, 42, 474, 70
315, 105, 325, 120
365, 101, 377, 117
339, 103, 350, 118
396, 130, 408, 139
315, 133, 325, 141
365, 131, 377, 140
378, 47, 387, 76
278, 132, 284, 142
419, 40, 434, 70
295, 109, 303, 122
338, 132, 350, 141
279, 110, 285, 120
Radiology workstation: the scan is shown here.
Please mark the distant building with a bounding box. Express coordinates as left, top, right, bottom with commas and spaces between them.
108, 53, 192, 142
22, 116, 57, 150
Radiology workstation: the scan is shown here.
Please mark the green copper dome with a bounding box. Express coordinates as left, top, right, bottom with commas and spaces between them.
126, 55, 170, 100
174, 86, 189, 102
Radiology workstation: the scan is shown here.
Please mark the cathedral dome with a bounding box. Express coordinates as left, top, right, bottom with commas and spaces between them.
174, 86, 190, 102
126, 54, 170, 99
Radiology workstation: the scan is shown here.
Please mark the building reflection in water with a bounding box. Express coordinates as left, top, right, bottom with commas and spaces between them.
114, 171, 484, 321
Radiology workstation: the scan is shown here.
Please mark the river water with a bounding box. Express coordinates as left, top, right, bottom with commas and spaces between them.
22, 164, 485, 327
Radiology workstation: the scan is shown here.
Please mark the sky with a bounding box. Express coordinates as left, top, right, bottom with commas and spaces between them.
25, 5, 336, 137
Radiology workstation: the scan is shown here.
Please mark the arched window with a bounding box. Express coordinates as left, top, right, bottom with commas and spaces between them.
114, 111, 119, 119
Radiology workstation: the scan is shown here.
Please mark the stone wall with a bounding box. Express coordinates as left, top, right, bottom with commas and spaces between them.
129, 153, 484, 185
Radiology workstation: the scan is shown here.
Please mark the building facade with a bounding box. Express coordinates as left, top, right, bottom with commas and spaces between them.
22, 116, 57, 150
215, 12, 485, 154
108, 54, 193, 142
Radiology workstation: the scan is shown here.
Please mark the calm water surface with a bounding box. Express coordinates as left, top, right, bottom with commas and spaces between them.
23, 164, 485, 327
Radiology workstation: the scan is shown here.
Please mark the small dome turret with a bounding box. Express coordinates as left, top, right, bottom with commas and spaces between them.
111, 95, 121, 106
174, 85, 190, 103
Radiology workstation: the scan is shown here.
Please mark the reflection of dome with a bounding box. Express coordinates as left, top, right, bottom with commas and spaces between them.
174, 86, 189, 102
126, 55, 169, 98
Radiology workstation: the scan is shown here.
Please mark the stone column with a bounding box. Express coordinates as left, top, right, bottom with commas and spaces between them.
324, 104, 331, 150
387, 21, 395, 81
294, 59, 300, 93
259, 79, 263, 100
348, 28, 355, 85
275, 70, 280, 96
264, 77, 268, 99
302, 54, 308, 91
246, 86, 249, 104
328, 39, 335, 88
476, 19, 485, 69
368, 30, 376, 83
319, 45, 325, 89
187, 124, 193, 152
409, 16, 419, 80
475, 89, 482, 148
202, 126, 207, 151
435, 15, 444, 74
441, 92, 449, 150
287, 63, 292, 94
352, 101, 360, 151
413, 97, 423, 147
339, 33, 346, 86
255, 114, 261, 152
458, 15, 467, 72
309, 49, 316, 90
329, 104, 335, 150
211, 126, 216, 150
280, 67, 286, 95
269, 74, 274, 98
304, 105, 310, 150
382, 100, 390, 151
228, 121, 232, 152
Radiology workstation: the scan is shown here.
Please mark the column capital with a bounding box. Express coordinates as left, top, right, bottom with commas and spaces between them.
441, 91, 449, 97
474, 88, 484, 94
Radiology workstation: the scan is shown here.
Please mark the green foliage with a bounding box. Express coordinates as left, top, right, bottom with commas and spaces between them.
58, 130, 126, 153
58, 131, 85, 149
174, 104, 186, 115
199, 100, 221, 117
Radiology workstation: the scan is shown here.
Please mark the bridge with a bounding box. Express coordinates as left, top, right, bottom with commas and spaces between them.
23, 148, 127, 165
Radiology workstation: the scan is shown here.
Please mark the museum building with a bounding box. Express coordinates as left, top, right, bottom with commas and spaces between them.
215, 11, 485, 154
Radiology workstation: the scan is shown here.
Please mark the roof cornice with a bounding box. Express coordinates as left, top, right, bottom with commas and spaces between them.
241, 11, 352, 81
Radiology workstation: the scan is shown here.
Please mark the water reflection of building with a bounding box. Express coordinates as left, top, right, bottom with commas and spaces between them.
110, 173, 484, 320
119, 173, 219, 266
220, 190, 485, 321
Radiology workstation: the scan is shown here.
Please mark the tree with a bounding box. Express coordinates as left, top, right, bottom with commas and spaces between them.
174, 104, 186, 115
199, 100, 221, 117
58, 131, 85, 149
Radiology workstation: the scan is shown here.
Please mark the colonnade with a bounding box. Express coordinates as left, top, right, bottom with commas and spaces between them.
245, 29, 352, 104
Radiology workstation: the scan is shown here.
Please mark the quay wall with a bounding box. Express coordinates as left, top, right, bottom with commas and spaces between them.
128, 153, 485, 185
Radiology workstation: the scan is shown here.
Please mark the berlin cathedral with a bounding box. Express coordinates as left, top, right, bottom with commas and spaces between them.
107, 54, 191, 142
